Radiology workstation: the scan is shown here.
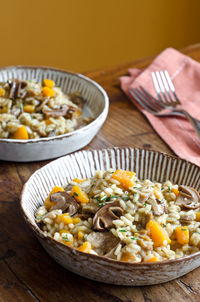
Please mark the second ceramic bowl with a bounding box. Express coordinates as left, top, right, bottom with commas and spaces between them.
0, 66, 109, 162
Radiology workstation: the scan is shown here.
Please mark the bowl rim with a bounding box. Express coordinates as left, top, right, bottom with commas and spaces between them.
0, 65, 109, 144
20, 146, 200, 267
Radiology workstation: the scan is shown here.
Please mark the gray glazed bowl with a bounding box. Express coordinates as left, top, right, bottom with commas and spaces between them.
21, 147, 200, 285
0, 66, 109, 162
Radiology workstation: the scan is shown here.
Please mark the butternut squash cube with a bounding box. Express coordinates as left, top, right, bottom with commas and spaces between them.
77, 241, 91, 253
146, 220, 171, 247
44, 186, 64, 210
43, 79, 55, 88
175, 226, 189, 245
12, 126, 28, 140
71, 185, 89, 203
112, 169, 135, 189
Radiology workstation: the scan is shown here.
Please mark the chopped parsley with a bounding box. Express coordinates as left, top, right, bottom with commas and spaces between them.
133, 187, 138, 189
181, 228, 187, 231
133, 192, 137, 197
82, 235, 85, 242
163, 224, 166, 227
167, 186, 171, 192
119, 229, 127, 232
20, 102, 23, 112
62, 235, 69, 242
110, 195, 119, 198
73, 192, 79, 197
99, 195, 107, 201
131, 237, 138, 240
123, 196, 130, 201
144, 202, 147, 207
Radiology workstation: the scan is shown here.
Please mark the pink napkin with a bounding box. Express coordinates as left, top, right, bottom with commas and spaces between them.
120, 47, 200, 166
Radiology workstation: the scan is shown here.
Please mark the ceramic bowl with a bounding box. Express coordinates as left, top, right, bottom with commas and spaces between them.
20, 147, 200, 286
0, 66, 109, 162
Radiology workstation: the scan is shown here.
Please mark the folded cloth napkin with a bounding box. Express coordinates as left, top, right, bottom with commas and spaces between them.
120, 47, 200, 166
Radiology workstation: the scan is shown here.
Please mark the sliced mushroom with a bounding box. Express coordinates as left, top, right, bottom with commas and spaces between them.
69, 92, 85, 108
148, 198, 165, 216
43, 104, 68, 117
50, 191, 79, 215
93, 202, 124, 231
8, 79, 27, 99
176, 185, 200, 209
180, 211, 196, 223
87, 232, 120, 258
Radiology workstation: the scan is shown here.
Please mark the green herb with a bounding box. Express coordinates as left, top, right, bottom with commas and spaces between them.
37, 215, 42, 220
82, 235, 85, 242
74, 192, 79, 197
167, 186, 171, 192
110, 195, 119, 198
109, 171, 114, 174
123, 196, 130, 201
119, 229, 127, 232
98, 202, 105, 207
144, 202, 147, 207
133, 192, 137, 197
20, 102, 23, 112
181, 228, 187, 231
106, 196, 111, 202
62, 235, 69, 242
135, 180, 138, 183
131, 237, 138, 240
133, 187, 138, 189
99, 195, 107, 201
163, 224, 166, 227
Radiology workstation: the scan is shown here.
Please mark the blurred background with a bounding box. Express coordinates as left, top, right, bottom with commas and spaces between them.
1, 0, 200, 72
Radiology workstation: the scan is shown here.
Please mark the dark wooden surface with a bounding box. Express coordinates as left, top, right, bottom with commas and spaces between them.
1, 44, 200, 302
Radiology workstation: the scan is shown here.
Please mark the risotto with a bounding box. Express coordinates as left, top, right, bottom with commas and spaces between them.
35, 169, 200, 263
0, 78, 92, 139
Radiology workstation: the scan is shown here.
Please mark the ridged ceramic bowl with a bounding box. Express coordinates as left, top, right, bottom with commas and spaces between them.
0, 66, 109, 162
21, 147, 200, 285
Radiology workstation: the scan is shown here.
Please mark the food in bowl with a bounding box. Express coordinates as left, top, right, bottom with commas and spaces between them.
0, 78, 92, 139
35, 169, 200, 263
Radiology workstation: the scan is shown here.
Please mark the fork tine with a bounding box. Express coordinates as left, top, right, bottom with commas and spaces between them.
139, 86, 163, 110
164, 70, 181, 104
129, 87, 162, 112
159, 71, 177, 106
151, 72, 163, 103
128, 88, 152, 112
155, 71, 170, 105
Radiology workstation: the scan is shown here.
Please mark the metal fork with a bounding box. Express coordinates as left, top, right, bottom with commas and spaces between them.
128, 86, 200, 141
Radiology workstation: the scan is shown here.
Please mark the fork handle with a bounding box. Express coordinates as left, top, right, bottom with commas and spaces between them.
172, 108, 200, 141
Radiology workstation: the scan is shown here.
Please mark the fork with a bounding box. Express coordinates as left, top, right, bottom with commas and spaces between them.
128, 86, 200, 141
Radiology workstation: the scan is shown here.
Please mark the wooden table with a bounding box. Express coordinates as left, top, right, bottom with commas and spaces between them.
1, 44, 200, 302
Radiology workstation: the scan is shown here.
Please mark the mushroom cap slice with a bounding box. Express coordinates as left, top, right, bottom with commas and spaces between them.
50, 191, 79, 215
87, 232, 120, 258
43, 104, 69, 118
93, 202, 124, 231
148, 198, 166, 216
176, 185, 200, 209
8, 79, 27, 99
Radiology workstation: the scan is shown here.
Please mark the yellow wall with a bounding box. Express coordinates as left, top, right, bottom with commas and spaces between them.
1, 0, 200, 72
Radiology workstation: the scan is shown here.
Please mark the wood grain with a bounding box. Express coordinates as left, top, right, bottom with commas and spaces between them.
1, 43, 200, 301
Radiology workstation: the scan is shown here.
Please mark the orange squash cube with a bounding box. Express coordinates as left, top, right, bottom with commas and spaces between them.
43, 79, 55, 88
44, 186, 64, 210
71, 185, 89, 203
77, 241, 91, 253
12, 126, 29, 140
146, 220, 171, 247
112, 169, 135, 189
175, 226, 189, 245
